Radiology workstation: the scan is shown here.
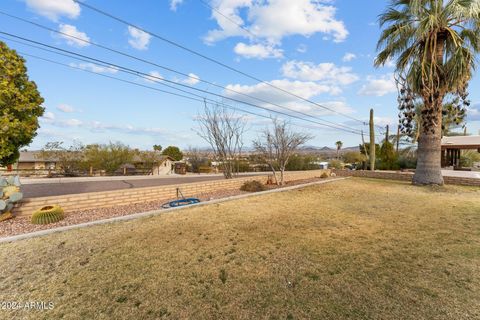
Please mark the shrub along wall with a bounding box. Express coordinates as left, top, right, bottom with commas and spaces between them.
13, 170, 330, 217
333, 170, 480, 187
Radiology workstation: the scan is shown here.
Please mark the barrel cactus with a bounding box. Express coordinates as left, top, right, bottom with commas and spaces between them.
31, 205, 65, 225
0, 174, 23, 222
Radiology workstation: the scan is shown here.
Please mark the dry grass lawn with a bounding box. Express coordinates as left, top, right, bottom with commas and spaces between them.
0, 178, 479, 319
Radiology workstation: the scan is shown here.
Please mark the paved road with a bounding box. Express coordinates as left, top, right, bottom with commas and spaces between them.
22, 175, 260, 198
441, 170, 480, 179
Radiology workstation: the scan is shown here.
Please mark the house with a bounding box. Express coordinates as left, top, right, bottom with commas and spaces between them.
315, 161, 329, 169
1, 151, 175, 176
441, 135, 480, 168
152, 156, 175, 175
0, 151, 57, 172
132, 155, 175, 175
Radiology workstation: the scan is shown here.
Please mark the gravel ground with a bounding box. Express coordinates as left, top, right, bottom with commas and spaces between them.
0, 177, 330, 238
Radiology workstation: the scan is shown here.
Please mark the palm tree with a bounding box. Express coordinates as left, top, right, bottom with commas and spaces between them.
375, 0, 479, 185
404, 102, 468, 143
335, 141, 343, 159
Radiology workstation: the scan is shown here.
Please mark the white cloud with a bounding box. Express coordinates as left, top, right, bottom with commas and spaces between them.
224, 80, 354, 116
127, 26, 151, 50
183, 73, 200, 85
296, 44, 307, 53
226, 80, 339, 102
25, 0, 80, 21
58, 24, 90, 47
468, 105, 480, 122
234, 42, 283, 59
57, 104, 76, 113
69, 63, 119, 74
342, 53, 356, 62
373, 116, 394, 127
41, 115, 83, 127
90, 121, 171, 137
281, 60, 359, 85
170, 0, 184, 11
41, 111, 55, 121
358, 74, 397, 97
144, 71, 163, 83
204, 0, 348, 44
63, 119, 83, 127
385, 58, 396, 68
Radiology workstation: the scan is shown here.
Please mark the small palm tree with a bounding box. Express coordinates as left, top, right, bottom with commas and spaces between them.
335, 141, 343, 159
376, 0, 480, 185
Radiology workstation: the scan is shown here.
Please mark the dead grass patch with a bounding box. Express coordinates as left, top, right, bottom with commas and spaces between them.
0, 178, 479, 319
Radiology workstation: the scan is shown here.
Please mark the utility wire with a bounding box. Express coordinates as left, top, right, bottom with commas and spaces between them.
0, 11, 363, 134
4, 34, 362, 136
15, 50, 361, 136
71, 0, 370, 125
197, 1, 387, 133
0, 31, 363, 135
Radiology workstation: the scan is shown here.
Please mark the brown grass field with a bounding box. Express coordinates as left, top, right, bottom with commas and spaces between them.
0, 178, 479, 319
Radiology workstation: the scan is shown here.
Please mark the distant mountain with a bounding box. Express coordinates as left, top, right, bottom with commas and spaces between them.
294, 145, 360, 157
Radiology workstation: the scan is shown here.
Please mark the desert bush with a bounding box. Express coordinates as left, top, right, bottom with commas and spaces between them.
343, 151, 367, 164
328, 159, 343, 169
396, 147, 417, 169
378, 141, 399, 170
285, 155, 321, 171
320, 172, 329, 179
460, 150, 480, 167
240, 180, 266, 192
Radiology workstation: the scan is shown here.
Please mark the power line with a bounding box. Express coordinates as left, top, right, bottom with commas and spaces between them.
196, 1, 387, 134
0, 31, 363, 135
3, 34, 362, 136
71, 0, 370, 125
15, 50, 362, 137
199, 0, 258, 40
0, 11, 363, 134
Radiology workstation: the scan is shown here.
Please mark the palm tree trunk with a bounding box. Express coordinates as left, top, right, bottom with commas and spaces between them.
412, 130, 443, 185
413, 100, 444, 185
412, 34, 446, 185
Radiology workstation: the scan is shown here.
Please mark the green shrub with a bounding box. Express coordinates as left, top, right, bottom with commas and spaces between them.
198, 166, 213, 173
240, 180, 266, 192
460, 150, 480, 167
328, 159, 342, 169
285, 155, 321, 171
378, 141, 399, 170
397, 149, 417, 169
31, 205, 65, 225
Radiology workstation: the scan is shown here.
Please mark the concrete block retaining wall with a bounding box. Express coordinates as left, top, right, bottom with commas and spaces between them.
333, 170, 480, 187
13, 170, 329, 217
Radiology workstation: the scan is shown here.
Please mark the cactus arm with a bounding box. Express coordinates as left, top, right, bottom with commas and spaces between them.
9, 192, 23, 203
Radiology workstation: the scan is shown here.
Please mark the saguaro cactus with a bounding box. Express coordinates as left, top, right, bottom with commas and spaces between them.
369, 109, 376, 171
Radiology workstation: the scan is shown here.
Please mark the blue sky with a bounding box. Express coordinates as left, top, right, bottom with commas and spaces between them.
1, 0, 479, 150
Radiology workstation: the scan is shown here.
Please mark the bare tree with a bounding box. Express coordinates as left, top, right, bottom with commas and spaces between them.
196, 102, 246, 179
253, 118, 312, 185
185, 146, 209, 173
39, 141, 85, 177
